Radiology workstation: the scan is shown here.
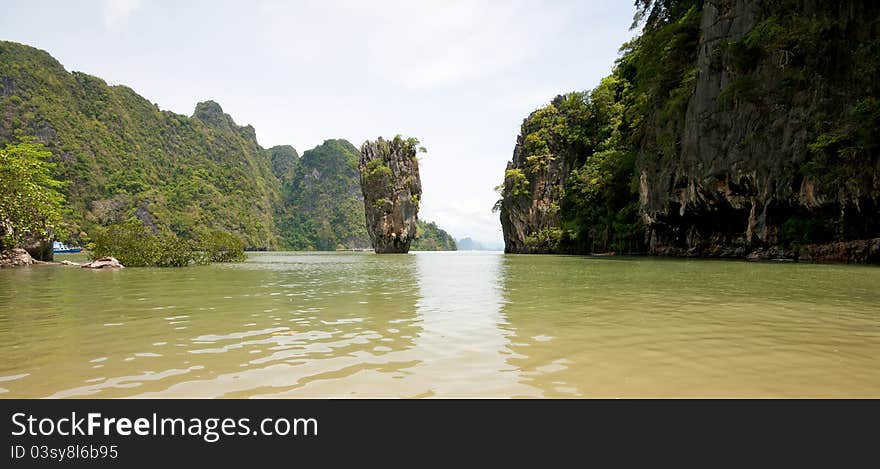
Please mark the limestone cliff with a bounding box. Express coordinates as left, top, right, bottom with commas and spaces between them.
0, 41, 283, 248
1, 41, 460, 254
358, 136, 422, 253
499, 0, 880, 262
640, 0, 880, 261
499, 92, 592, 254
278, 139, 371, 250
499, 124, 573, 253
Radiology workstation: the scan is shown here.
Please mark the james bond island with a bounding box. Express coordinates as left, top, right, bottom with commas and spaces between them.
358, 136, 423, 254
0, 0, 879, 399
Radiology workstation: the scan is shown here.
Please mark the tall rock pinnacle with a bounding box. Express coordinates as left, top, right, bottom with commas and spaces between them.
358, 136, 423, 253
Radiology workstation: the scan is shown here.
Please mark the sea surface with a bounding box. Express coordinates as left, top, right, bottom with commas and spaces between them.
1, 251, 878, 398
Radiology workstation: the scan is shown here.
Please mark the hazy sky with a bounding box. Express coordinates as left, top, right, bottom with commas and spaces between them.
2, 0, 636, 244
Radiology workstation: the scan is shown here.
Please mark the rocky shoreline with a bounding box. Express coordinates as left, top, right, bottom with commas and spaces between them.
645, 238, 880, 264
0, 248, 40, 267
0, 249, 125, 269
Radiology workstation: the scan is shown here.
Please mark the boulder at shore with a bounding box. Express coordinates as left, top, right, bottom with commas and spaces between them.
358, 136, 422, 253
82, 257, 125, 269
0, 248, 35, 267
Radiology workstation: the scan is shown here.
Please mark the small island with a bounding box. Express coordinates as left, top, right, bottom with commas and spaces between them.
358, 136, 424, 254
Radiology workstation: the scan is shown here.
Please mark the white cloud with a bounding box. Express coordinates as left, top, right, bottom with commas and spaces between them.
403, 54, 470, 89
256, 0, 569, 89
103, 0, 141, 30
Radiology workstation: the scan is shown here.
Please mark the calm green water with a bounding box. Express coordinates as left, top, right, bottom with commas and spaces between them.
1, 251, 878, 398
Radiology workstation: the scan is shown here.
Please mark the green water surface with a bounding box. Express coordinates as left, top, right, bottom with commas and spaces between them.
1, 252, 878, 397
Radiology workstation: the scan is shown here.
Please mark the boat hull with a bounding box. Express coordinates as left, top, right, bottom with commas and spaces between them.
53, 248, 83, 254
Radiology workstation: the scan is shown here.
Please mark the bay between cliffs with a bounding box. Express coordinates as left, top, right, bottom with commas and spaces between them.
1, 251, 878, 398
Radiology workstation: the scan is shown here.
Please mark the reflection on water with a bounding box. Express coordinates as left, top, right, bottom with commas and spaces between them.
498, 255, 880, 397
0, 252, 878, 398
396, 252, 534, 397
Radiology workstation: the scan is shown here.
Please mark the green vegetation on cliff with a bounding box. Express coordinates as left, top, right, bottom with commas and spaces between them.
264, 145, 299, 184
0, 41, 281, 248
521, 1, 697, 254
500, 0, 880, 261
0, 41, 458, 254
560, 0, 699, 254
276, 139, 370, 250
411, 220, 457, 251
358, 135, 424, 254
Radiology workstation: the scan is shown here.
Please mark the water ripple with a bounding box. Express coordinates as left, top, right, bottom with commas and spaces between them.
0, 252, 877, 398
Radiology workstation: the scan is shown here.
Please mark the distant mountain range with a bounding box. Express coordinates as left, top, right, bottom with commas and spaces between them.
456, 237, 503, 251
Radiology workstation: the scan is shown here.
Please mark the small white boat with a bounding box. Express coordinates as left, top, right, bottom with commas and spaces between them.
53, 241, 83, 254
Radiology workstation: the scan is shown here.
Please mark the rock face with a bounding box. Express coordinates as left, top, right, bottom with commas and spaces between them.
278, 139, 371, 250
0, 248, 34, 267
0, 42, 283, 249
358, 137, 422, 253
22, 237, 53, 261
265, 145, 300, 184
639, 0, 880, 260
499, 0, 880, 262
82, 257, 124, 269
499, 124, 573, 253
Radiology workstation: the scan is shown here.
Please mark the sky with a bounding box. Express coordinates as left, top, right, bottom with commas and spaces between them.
1, 0, 637, 245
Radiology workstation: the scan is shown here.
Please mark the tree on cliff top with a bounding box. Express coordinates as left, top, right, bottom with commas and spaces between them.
633, 0, 700, 30
0, 141, 66, 250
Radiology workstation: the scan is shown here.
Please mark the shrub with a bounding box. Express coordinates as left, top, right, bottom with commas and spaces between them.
372, 197, 392, 211
503, 169, 530, 197
89, 219, 245, 267
363, 159, 393, 192
802, 97, 880, 192
524, 227, 562, 252
89, 218, 194, 267
195, 230, 246, 263
152, 232, 193, 267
